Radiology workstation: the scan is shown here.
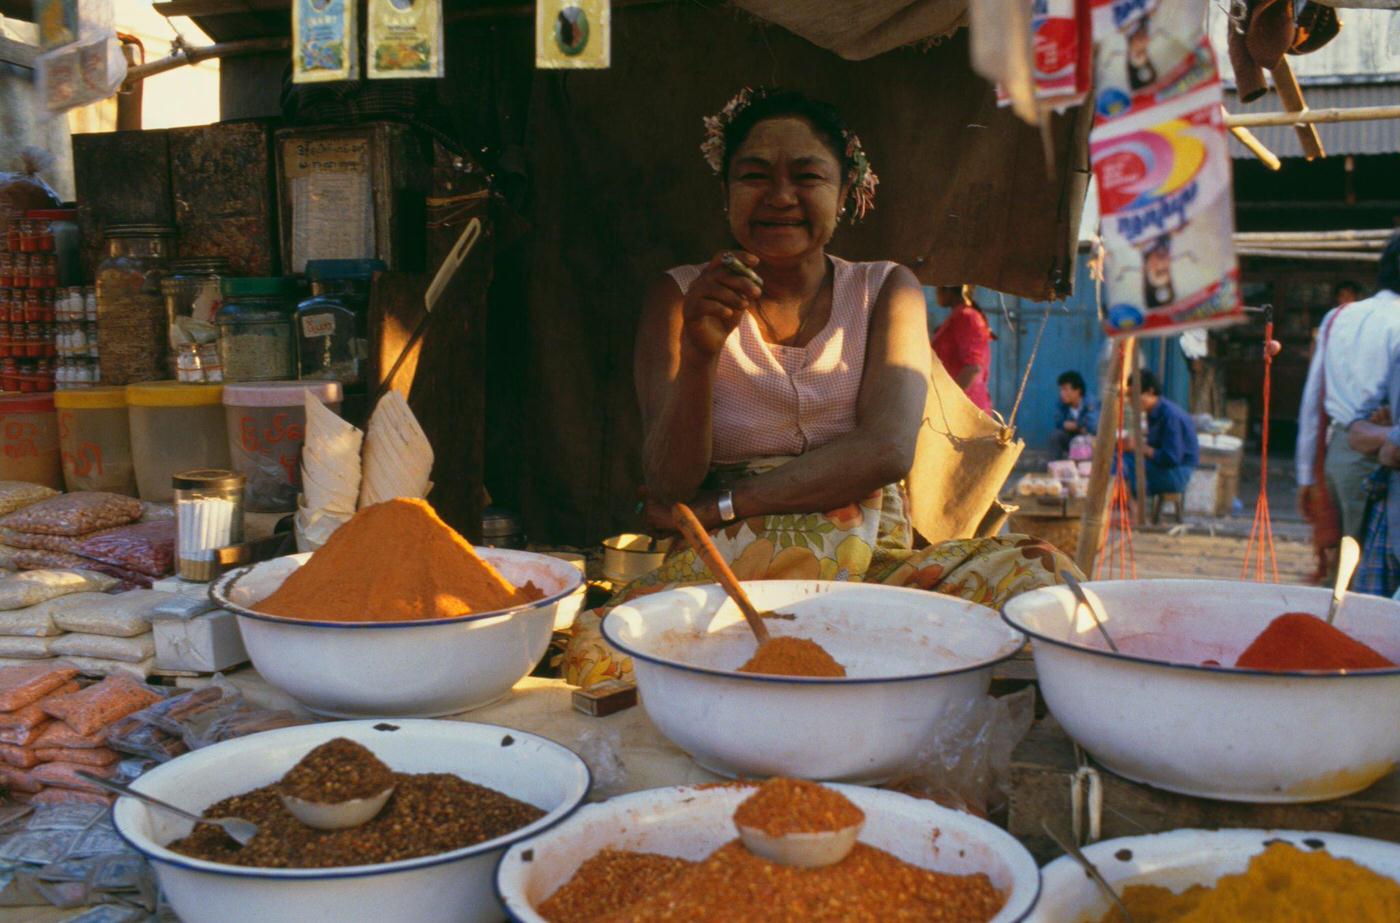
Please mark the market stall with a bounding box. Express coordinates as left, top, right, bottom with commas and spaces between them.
0, 0, 1398, 921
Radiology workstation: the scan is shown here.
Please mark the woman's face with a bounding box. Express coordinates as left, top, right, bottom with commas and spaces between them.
725, 117, 847, 264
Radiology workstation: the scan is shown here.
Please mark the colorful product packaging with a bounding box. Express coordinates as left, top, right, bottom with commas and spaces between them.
367, 0, 444, 79
1090, 0, 1217, 123
536, 0, 611, 70
293, 0, 358, 83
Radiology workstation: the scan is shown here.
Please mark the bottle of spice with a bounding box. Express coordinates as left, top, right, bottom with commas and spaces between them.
216, 277, 298, 382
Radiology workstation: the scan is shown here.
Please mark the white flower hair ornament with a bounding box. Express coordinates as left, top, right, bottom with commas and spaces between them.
701, 86, 879, 223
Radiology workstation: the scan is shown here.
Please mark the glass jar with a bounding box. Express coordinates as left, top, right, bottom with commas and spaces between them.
27, 210, 80, 286
96, 225, 176, 385
162, 257, 228, 376
297, 259, 382, 386
216, 277, 298, 382
173, 468, 246, 582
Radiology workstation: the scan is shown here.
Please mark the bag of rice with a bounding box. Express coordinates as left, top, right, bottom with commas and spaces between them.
0, 528, 83, 554
0, 606, 62, 637
31, 760, 117, 790
0, 482, 58, 517
76, 522, 175, 578
49, 590, 164, 638
0, 662, 77, 711
0, 718, 49, 746
0, 571, 118, 611
0, 680, 78, 729
30, 787, 112, 806
50, 633, 154, 664
0, 492, 143, 537
12, 552, 152, 588
0, 742, 38, 767
0, 636, 50, 659
0, 765, 41, 793
40, 674, 161, 735
33, 721, 105, 749
0, 545, 18, 570
34, 747, 118, 767
59, 655, 155, 680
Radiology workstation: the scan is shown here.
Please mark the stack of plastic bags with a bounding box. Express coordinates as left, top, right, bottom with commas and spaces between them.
0, 492, 175, 588
0, 665, 160, 806
0, 586, 166, 680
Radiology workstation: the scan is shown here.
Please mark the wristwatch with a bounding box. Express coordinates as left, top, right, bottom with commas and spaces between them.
716, 490, 737, 523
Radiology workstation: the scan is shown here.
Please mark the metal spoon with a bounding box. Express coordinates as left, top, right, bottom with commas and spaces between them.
1060, 570, 1120, 653
1041, 822, 1136, 923
280, 786, 395, 831
77, 772, 258, 847
1327, 536, 1361, 625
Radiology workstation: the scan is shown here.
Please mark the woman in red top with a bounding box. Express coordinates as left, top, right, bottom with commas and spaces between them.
931, 284, 993, 412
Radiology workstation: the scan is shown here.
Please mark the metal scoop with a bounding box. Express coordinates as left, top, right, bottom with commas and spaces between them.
279, 786, 396, 831
1042, 822, 1136, 923
737, 817, 863, 869
78, 772, 258, 847
1061, 570, 1120, 653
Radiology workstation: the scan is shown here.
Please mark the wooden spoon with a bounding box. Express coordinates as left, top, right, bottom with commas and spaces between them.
673, 502, 770, 645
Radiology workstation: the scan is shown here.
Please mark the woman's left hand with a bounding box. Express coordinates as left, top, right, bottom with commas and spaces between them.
645, 491, 726, 533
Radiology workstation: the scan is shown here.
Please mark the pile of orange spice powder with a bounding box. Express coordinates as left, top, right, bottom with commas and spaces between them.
534, 779, 1006, 923
257, 498, 541, 622
736, 636, 847, 677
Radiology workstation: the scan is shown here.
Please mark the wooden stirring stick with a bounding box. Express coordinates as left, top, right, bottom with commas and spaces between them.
673, 502, 771, 645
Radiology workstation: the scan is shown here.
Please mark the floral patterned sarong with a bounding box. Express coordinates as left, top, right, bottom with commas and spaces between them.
562, 458, 1081, 688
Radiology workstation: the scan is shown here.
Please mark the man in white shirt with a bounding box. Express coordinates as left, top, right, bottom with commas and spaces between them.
1296, 235, 1400, 542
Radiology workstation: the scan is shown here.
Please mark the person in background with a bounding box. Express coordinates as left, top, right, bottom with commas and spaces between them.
1120, 369, 1198, 498
1052, 370, 1097, 459
931, 284, 993, 413
1296, 235, 1400, 557
1334, 279, 1362, 307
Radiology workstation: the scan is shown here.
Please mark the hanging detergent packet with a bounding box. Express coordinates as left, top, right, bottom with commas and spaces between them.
1032, 0, 1091, 108
1091, 0, 1215, 123
1091, 75, 1242, 337
367, 0, 444, 79
293, 0, 357, 83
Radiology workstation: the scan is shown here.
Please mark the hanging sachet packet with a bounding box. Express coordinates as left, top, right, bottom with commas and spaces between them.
367, 0, 444, 79
293, 0, 358, 83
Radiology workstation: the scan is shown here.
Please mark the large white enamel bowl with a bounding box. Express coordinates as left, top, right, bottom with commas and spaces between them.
113, 720, 590, 923
1002, 580, 1400, 802
212, 550, 584, 718
497, 783, 1040, 922
1027, 828, 1400, 922
601, 580, 1023, 783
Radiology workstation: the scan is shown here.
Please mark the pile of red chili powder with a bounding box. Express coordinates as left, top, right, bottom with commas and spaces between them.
1235, 613, 1396, 671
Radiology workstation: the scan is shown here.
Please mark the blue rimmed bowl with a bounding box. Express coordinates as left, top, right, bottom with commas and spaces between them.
212, 550, 584, 718
1002, 579, 1400, 802
601, 580, 1024, 783
113, 719, 590, 923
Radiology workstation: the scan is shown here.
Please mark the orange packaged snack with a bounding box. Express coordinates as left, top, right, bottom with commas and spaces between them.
0, 662, 79, 711
34, 747, 119, 767
0, 764, 41, 793
31, 759, 118, 791
40, 674, 161, 736
0, 742, 39, 768
34, 720, 106, 749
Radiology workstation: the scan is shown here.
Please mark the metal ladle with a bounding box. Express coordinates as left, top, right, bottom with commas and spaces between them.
1041, 822, 1137, 923
1327, 536, 1361, 625
1061, 570, 1120, 653
77, 772, 259, 847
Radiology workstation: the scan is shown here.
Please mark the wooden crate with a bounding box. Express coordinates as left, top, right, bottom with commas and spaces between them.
72, 130, 173, 278
169, 120, 279, 276
1009, 718, 1400, 864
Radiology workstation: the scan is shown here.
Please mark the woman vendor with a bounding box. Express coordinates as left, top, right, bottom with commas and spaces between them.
564, 88, 1078, 687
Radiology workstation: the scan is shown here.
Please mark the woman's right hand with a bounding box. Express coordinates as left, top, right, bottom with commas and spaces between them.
681, 251, 762, 360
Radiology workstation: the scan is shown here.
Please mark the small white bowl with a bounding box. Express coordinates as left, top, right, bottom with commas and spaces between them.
496, 783, 1040, 923
601, 580, 1023, 783
600, 533, 669, 584
1027, 828, 1400, 922
113, 720, 591, 923
212, 549, 585, 718
1002, 580, 1400, 802
736, 821, 862, 868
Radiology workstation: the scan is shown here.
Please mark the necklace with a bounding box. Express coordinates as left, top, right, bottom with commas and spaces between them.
754, 268, 830, 347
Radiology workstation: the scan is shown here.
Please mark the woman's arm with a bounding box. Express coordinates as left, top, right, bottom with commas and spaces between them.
729, 266, 932, 518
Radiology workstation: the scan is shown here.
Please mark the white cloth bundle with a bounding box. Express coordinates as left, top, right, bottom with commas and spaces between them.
358, 391, 434, 508
301, 392, 364, 517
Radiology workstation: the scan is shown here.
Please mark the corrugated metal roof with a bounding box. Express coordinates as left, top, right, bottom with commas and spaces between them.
1226, 82, 1400, 159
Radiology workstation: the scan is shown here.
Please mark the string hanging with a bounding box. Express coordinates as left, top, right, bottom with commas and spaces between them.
1242, 306, 1281, 582
1096, 345, 1138, 580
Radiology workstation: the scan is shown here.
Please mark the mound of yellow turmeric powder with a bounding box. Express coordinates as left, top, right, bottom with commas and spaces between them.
257, 498, 542, 622
1097, 841, 1400, 923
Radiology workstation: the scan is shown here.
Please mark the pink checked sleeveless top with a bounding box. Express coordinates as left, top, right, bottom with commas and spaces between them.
667, 256, 901, 465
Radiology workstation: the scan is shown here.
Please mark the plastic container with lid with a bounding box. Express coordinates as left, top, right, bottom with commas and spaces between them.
297, 259, 383, 386
126, 381, 231, 502
54, 386, 137, 495
223, 380, 343, 512
216, 278, 298, 382
0, 393, 63, 489
174, 468, 246, 582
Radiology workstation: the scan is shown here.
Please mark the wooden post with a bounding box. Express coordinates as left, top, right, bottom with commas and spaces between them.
1130, 343, 1147, 524
1075, 338, 1130, 573
1269, 58, 1325, 161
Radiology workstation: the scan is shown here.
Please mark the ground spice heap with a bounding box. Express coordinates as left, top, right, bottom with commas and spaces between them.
1234, 613, 1396, 671
732, 777, 864, 836
168, 764, 543, 868
277, 738, 393, 804
256, 498, 542, 621
537, 850, 696, 923
1096, 841, 1400, 923
737, 636, 846, 677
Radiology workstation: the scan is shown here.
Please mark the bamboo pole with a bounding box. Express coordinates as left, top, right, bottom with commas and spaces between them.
1236, 248, 1383, 261
1076, 339, 1130, 573
1269, 58, 1325, 160
123, 36, 289, 85
1225, 104, 1400, 129
1234, 229, 1394, 241
1129, 341, 1147, 525
1228, 123, 1282, 171
1231, 240, 1384, 250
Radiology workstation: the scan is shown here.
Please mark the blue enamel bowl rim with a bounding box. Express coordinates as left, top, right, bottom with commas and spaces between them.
1000, 580, 1400, 679
210, 550, 584, 630
111, 720, 593, 880
601, 580, 1025, 685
